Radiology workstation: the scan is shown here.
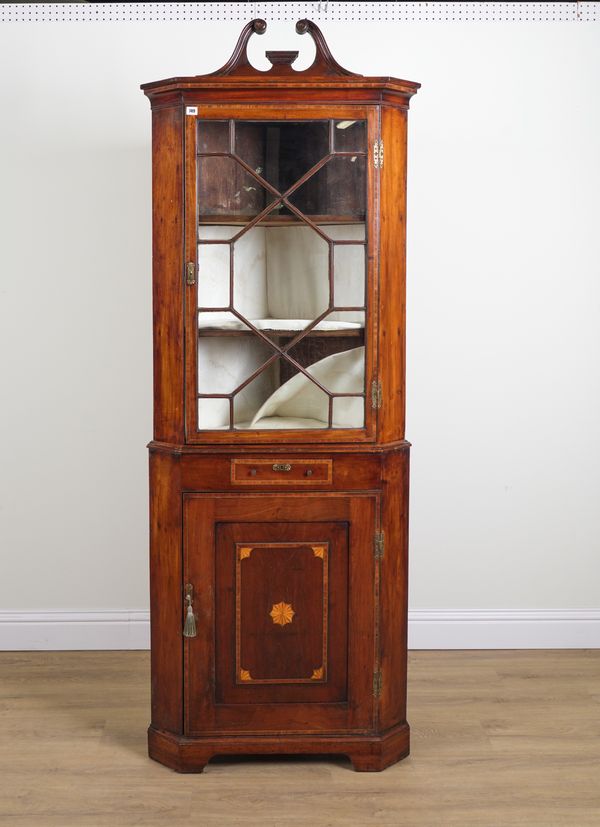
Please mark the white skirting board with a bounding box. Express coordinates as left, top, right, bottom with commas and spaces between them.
408, 610, 600, 650
0, 611, 151, 651
0, 610, 599, 651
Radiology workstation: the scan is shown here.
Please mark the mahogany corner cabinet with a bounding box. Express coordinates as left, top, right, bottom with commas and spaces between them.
141, 19, 420, 773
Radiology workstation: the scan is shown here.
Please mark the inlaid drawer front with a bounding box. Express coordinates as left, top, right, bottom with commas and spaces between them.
231, 458, 332, 485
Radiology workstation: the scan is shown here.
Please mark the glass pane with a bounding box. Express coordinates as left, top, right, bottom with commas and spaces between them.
231, 227, 269, 321
198, 120, 229, 153
242, 357, 330, 430
198, 397, 230, 430
333, 120, 367, 153
333, 244, 366, 308
198, 155, 276, 219
287, 156, 366, 218
235, 121, 329, 193
198, 222, 238, 243
198, 310, 241, 333
232, 365, 279, 429
261, 223, 330, 336
198, 333, 274, 395
215, 220, 331, 343
300, 344, 365, 395
321, 308, 365, 329
197, 241, 229, 308
318, 222, 366, 242
332, 396, 364, 428
284, 305, 364, 373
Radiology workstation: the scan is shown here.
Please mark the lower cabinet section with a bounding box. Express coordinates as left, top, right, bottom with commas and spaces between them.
184, 493, 376, 734
148, 447, 410, 772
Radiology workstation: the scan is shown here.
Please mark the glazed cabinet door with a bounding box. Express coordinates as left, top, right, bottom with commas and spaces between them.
183, 493, 377, 735
184, 106, 379, 444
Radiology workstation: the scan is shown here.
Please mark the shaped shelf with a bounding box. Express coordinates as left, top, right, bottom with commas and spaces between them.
197, 317, 364, 338
199, 215, 366, 226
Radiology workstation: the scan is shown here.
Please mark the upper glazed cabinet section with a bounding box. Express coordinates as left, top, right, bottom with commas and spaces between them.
142, 20, 419, 445
193, 114, 370, 434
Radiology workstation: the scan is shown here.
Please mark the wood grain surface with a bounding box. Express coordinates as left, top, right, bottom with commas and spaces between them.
215, 524, 347, 699
151, 105, 185, 444
1, 650, 598, 826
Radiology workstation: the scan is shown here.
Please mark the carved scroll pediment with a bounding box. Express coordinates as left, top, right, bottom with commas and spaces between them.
208, 18, 360, 79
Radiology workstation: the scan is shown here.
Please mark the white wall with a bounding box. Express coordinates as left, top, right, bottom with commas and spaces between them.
1, 10, 599, 648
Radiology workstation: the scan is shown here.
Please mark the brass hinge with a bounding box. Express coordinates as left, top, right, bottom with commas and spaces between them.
373, 669, 382, 698
186, 261, 196, 286
374, 530, 385, 561
373, 139, 384, 169
371, 379, 382, 410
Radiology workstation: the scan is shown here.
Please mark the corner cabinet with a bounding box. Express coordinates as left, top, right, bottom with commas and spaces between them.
142, 19, 419, 773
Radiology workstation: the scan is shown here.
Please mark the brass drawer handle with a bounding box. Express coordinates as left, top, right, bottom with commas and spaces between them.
231, 459, 332, 485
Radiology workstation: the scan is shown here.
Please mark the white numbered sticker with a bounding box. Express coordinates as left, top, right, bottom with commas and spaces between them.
186, 106, 198, 116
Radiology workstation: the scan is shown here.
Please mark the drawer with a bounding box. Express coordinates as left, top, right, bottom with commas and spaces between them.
231, 458, 332, 486
177, 451, 385, 491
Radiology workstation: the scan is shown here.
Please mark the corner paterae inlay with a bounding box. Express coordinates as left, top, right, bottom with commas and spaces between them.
235, 541, 329, 684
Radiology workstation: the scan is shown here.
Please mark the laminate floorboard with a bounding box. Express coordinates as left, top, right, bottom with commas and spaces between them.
0, 650, 599, 826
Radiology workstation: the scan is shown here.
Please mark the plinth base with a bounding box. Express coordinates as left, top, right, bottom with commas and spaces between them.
148, 723, 410, 773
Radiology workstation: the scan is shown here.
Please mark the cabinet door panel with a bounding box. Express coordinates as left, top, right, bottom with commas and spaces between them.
184, 105, 379, 445
184, 493, 376, 735
216, 522, 348, 704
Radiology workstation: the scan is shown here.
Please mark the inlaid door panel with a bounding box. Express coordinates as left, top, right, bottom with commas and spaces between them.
215, 522, 348, 704
184, 493, 377, 735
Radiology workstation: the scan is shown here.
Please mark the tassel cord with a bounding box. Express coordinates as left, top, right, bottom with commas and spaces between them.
183, 595, 197, 638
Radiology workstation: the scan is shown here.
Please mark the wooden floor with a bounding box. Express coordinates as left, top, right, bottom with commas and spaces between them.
0, 651, 599, 826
